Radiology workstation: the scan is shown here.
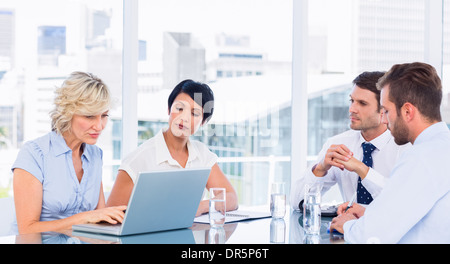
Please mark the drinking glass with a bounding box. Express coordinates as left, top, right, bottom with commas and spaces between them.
208, 226, 226, 244
303, 183, 322, 235
209, 188, 226, 226
270, 182, 286, 218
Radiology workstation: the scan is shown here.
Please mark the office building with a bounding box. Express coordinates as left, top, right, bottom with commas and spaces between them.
37, 26, 66, 67
85, 9, 111, 50
0, 9, 14, 74
163, 32, 206, 90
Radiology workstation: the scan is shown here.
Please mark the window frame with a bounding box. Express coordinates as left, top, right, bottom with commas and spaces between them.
120, 0, 446, 204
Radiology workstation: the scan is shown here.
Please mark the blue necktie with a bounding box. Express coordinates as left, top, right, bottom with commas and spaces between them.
357, 142, 376, 204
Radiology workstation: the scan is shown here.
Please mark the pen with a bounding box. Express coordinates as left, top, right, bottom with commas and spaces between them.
344, 192, 357, 213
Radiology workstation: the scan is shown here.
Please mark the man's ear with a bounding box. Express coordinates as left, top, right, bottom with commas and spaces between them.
401, 102, 416, 122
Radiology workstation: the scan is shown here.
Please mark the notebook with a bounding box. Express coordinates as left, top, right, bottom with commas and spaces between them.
72, 168, 211, 236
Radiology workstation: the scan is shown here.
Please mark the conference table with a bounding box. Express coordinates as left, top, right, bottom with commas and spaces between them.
0, 207, 345, 245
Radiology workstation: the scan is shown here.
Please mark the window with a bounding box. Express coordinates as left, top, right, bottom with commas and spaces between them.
1, 1, 448, 210
443, 0, 450, 129
132, 0, 293, 206
0, 0, 123, 196
304, 0, 449, 204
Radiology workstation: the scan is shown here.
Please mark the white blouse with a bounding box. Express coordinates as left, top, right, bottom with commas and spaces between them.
119, 128, 218, 184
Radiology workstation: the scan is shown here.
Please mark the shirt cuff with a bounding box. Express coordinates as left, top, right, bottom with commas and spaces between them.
343, 219, 358, 242
361, 168, 385, 198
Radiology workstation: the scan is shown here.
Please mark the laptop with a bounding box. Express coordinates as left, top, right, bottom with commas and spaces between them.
72, 168, 211, 236
72, 228, 196, 244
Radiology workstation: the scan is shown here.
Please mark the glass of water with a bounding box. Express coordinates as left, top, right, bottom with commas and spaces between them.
270, 182, 286, 218
208, 226, 226, 244
303, 184, 322, 235
270, 218, 286, 244
209, 188, 226, 226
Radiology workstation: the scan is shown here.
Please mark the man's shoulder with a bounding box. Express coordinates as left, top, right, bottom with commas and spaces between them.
327, 129, 360, 142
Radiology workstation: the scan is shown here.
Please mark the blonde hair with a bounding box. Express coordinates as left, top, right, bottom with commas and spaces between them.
50, 71, 111, 135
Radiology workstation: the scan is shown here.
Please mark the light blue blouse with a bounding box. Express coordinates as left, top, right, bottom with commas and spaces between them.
10, 131, 103, 234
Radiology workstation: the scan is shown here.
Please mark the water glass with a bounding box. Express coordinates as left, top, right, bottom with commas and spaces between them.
209, 188, 226, 226
270, 218, 286, 244
208, 226, 226, 244
303, 184, 322, 235
303, 234, 321, 244
270, 182, 286, 218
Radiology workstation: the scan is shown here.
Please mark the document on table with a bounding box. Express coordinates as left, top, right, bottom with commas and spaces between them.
194, 210, 271, 224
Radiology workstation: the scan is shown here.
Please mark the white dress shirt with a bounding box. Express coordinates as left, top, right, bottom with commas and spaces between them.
290, 129, 409, 209
343, 122, 450, 243
119, 128, 218, 184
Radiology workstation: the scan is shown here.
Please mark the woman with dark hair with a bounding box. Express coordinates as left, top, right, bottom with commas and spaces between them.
107, 80, 238, 216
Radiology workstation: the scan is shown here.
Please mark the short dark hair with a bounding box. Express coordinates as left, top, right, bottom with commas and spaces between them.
352, 71, 386, 111
168, 79, 214, 124
377, 62, 442, 122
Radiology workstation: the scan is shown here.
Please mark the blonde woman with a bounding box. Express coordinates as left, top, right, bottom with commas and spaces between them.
11, 72, 126, 235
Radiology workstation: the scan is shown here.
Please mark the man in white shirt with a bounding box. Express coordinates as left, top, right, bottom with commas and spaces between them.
290, 71, 408, 210
331, 62, 450, 243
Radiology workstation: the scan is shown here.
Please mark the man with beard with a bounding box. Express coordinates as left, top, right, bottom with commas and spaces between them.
290, 72, 409, 211
330, 62, 450, 243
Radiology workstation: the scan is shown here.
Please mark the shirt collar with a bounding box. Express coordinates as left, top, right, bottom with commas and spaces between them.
414, 122, 449, 145
358, 129, 392, 151
50, 131, 91, 161
50, 131, 71, 157
186, 139, 200, 163
80, 143, 91, 162
155, 128, 200, 167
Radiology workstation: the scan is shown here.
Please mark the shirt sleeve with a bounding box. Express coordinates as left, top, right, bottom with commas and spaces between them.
194, 141, 218, 168
205, 149, 218, 168
343, 154, 439, 243
290, 165, 330, 209
361, 168, 386, 199
118, 155, 140, 184
11, 141, 45, 183
289, 138, 338, 209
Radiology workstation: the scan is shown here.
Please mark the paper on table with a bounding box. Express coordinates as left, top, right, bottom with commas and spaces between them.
194, 210, 271, 224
